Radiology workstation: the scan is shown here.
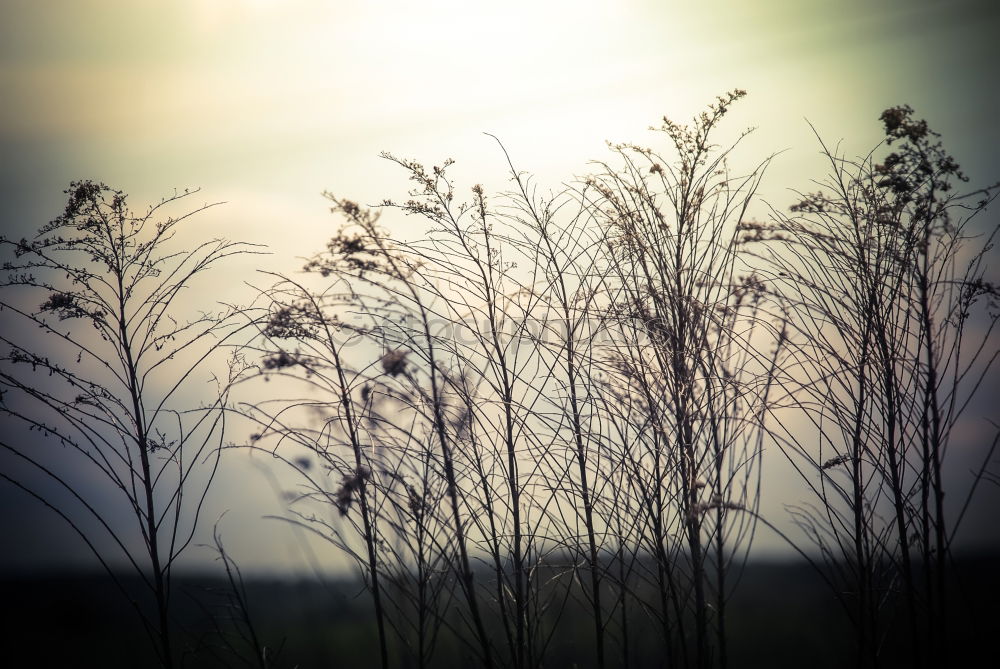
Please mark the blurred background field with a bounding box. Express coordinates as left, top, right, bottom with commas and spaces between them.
4, 556, 997, 668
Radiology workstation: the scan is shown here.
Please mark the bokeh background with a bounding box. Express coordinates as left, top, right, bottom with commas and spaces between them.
2, 0, 998, 575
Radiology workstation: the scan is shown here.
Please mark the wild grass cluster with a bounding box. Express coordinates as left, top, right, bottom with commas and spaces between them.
1, 92, 997, 668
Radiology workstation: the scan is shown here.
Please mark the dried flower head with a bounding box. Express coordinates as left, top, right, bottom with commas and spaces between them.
334, 467, 371, 516
380, 349, 409, 377
821, 454, 850, 470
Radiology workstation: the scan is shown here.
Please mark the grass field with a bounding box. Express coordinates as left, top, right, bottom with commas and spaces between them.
3, 556, 997, 668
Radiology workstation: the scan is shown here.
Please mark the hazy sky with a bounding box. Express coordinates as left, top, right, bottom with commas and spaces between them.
3, 1, 999, 245
2, 0, 999, 573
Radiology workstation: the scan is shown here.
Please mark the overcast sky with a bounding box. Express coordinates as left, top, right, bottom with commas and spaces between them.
1, 0, 998, 574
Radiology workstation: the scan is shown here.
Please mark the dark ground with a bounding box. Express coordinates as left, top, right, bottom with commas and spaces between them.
2, 557, 997, 668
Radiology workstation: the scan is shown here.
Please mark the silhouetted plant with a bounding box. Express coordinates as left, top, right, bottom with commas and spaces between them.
239, 269, 395, 669
242, 92, 784, 669
0, 181, 258, 668
746, 107, 1000, 667
581, 90, 783, 669
194, 518, 292, 669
